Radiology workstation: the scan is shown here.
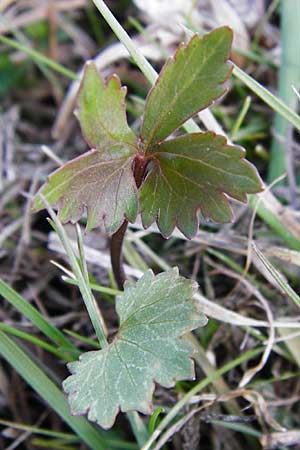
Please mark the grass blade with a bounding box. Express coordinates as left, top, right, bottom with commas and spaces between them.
39, 196, 108, 349
0, 34, 77, 80
0, 323, 72, 361
268, 0, 300, 181
0, 331, 111, 450
232, 64, 300, 132
252, 243, 300, 309
0, 279, 75, 352
248, 194, 300, 251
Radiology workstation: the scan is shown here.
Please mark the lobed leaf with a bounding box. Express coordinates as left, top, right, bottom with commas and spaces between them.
63, 268, 207, 429
33, 62, 139, 233
141, 27, 233, 149
77, 61, 136, 149
33, 147, 138, 233
139, 133, 263, 238
33, 30, 263, 240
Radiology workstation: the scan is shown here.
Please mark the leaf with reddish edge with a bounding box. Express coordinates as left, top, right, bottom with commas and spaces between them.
34, 147, 138, 233
63, 268, 207, 429
141, 27, 233, 149
33, 62, 139, 233
139, 133, 263, 238
77, 61, 136, 149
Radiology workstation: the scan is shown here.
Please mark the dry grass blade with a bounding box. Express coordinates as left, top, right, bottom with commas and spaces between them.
195, 290, 300, 329
253, 242, 300, 309
205, 261, 275, 386
153, 387, 284, 450
218, 389, 284, 432
260, 430, 300, 449
153, 401, 214, 450
47, 230, 300, 330
48, 231, 143, 279
0, 0, 88, 33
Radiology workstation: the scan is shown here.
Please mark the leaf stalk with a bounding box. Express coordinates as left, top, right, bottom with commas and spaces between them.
110, 220, 129, 290
110, 155, 150, 289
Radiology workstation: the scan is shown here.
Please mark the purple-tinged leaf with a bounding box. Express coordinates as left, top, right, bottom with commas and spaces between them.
34, 147, 138, 233
139, 132, 263, 238
33, 63, 139, 233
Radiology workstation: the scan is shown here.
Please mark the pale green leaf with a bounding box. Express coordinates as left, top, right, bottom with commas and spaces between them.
139, 132, 263, 238
141, 27, 232, 148
63, 268, 207, 429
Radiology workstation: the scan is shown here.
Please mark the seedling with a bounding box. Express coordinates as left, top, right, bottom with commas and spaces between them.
33, 27, 262, 429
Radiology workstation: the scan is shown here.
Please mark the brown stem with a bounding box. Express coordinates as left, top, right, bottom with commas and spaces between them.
110, 219, 128, 290
110, 155, 150, 290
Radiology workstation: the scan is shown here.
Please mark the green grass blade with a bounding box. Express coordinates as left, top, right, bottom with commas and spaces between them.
74, 224, 108, 348
0, 34, 77, 80
0, 323, 73, 361
62, 276, 122, 296
92, 0, 157, 84
31, 437, 137, 450
248, 195, 300, 250
232, 64, 300, 132
0, 279, 75, 352
147, 408, 164, 435
0, 419, 77, 440
269, 0, 300, 181
231, 96, 251, 140
63, 329, 100, 349
29, 439, 76, 449
43, 199, 148, 444
41, 197, 108, 349
211, 420, 261, 438
126, 412, 150, 448
0, 331, 109, 450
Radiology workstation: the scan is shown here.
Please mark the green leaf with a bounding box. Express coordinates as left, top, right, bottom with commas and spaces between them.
139, 133, 263, 238
63, 268, 207, 429
33, 147, 138, 233
33, 62, 139, 233
141, 27, 232, 148
77, 62, 136, 148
